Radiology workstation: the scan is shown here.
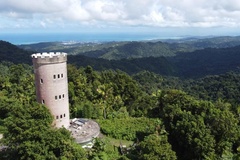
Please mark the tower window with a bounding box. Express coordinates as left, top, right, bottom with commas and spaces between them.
40, 79, 43, 84
56, 116, 59, 119
59, 95, 61, 99
42, 100, 45, 104
62, 94, 65, 98
60, 115, 62, 118
55, 96, 57, 100
61, 73, 63, 78
53, 75, 56, 79
58, 74, 60, 78
64, 113, 66, 117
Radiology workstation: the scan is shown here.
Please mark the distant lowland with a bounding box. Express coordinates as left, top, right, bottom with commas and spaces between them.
1, 35, 240, 78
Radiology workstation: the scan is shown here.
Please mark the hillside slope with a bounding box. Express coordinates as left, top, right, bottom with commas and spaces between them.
19, 36, 240, 60
0, 40, 32, 64
1, 40, 240, 78
169, 46, 240, 78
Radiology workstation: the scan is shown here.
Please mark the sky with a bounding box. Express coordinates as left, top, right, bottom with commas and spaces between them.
0, 0, 240, 37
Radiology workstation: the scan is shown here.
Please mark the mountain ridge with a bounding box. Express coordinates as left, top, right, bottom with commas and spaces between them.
1, 37, 240, 78
19, 36, 240, 60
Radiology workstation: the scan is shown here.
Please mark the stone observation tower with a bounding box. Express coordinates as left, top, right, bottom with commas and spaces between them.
32, 52, 70, 128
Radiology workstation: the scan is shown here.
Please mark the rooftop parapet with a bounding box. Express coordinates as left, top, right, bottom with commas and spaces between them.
32, 52, 67, 64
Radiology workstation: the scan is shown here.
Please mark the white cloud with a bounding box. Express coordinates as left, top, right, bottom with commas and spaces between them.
0, 0, 68, 13
1, 0, 240, 31
62, 0, 90, 21
40, 21, 46, 28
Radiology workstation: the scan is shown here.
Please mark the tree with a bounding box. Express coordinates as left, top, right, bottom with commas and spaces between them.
135, 133, 177, 160
88, 138, 121, 160
96, 84, 114, 119
1, 102, 87, 160
206, 100, 240, 158
158, 90, 239, 159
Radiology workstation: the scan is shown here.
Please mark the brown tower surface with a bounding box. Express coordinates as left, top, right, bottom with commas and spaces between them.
32, 52, 70, 128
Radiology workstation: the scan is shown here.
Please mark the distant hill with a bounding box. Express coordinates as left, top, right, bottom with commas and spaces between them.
0, 40, 175, 75
0, 40, 32, 64
19, 36, 240, 60
68, 44, 240, 78
19, 41, 177, 59
1, 39, 240, 78
169, 45, 240, 78
68, 55, 176, 76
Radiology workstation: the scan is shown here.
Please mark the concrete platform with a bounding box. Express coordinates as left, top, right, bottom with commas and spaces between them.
69, 118, 100, 145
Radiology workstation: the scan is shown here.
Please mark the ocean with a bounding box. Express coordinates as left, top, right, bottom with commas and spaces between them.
0, 32, 172, 45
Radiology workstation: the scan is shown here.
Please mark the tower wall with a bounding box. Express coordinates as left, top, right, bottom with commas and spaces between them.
32, 52, 70, 128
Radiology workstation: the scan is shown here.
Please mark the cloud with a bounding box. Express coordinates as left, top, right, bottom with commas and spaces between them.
0, 0, 67, 13
0, 0, 240, 31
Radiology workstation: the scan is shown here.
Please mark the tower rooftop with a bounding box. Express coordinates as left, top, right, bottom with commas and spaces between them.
32, 52, 67, 64
31, 52, 67, 58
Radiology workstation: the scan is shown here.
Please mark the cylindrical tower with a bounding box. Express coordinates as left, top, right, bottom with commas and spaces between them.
32, 52, 70, 128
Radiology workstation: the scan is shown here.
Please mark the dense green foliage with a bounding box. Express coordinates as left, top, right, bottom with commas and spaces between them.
67, 65, 156, 119
1, 101, 87, 160
0, 38, 240, 159
0, 63, 87, 160
158, 90, 239, 159
133, 70, 240, 111
97, 118, 160, 141
134, 133, 177, 160
0, 62, 239, 159
67, 65, 239, 159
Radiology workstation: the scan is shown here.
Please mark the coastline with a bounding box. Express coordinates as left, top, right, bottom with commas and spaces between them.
0, 32, 172, 45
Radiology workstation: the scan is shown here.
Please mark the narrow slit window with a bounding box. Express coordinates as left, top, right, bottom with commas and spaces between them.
61, 73, 63, 78
59, 95, 61, 99
40, 79, 43, 84
64, 114, 66, 117
42, 100, 45, 104
60, 115, 62, 118
53, 75, 56, 79
55, 96, 57, 100
62, 94, 64, 98
58, 74, 60, 78
56, 116, 59, 119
